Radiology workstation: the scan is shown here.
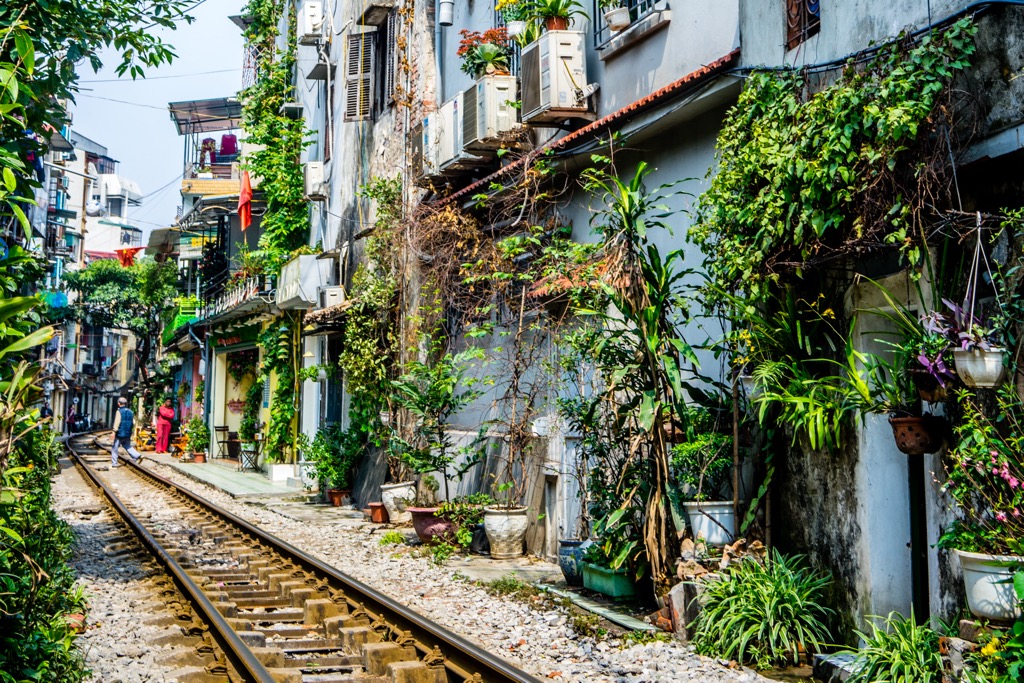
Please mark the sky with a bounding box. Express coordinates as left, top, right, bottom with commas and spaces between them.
70, 0, 245, 236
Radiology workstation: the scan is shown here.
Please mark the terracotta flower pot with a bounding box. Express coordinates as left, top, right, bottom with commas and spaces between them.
327, 489, 349, 507
545, 16, 569, 30
368, 501, 390, 523
408, 507, 457, 544
888, 415, 945, 455
192, 452, 206, 463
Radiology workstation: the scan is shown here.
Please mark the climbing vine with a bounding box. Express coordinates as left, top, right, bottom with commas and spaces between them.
241, 0, 311, 272
692, 17, 977, 303
257, 313, 301, 462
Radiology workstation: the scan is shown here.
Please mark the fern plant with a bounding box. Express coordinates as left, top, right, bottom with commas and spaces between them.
692, 550, 833, 669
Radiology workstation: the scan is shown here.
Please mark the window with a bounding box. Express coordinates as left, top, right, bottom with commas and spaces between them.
343, 13, 398, 122
592, 0, 658, 48
107, 198, 124, 217
344, 32, 375, 121
379, 10, 398, 109
785, 0, 820, 51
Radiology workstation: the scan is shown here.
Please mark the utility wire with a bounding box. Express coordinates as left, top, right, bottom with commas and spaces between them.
79, 68, 238, 84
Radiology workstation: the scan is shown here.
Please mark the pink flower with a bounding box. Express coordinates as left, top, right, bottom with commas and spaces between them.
993, 466, 1001, 475
1009, 476, 1020, 490
996, 511, 1008, 522
1014, 508, 1022, 518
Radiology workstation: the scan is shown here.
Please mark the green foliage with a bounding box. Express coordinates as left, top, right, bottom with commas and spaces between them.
670, 408, 732, 502
239, 380, 263, 443
62, 258, 178, 379
258, 315, 300, 463
692, 18, 977, 303
339, 266, 398, 397
299, 423, 362, 490
485, 574, 540, 599
184, 416, 210, 454
569, 612, 608, 639
1, 428, 88, 683
937, 388, 1024, 556
692, 551, 833, 669
964, 572, 1024, 682
577, 157, 698, 585
844, 611, 942, 683
240, 0, 311, 268
621, 630, 672, 647
378, 530, 405, 546
524, 0, 587, 21
390, 345, 484, 501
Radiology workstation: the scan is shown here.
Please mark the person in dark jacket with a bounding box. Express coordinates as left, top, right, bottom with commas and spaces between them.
110, 396, 142, 468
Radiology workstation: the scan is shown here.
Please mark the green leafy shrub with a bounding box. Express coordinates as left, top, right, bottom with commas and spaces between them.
378, 530, 406, 546
692, 551, 833, 668
845, 611, 942, 683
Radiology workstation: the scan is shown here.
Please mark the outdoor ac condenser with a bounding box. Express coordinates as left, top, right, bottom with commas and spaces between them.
320, 286, 346, 308
303, 161, 326, 200
462, 74, 519, 152
298, 1, 323, 44
520, 30, 588, 124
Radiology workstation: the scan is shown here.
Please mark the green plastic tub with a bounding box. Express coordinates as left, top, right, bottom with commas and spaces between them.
581, 561, 637, 600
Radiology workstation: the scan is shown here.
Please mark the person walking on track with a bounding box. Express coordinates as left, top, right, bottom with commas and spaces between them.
110, 396, 142, 468
155, 397, 174, 453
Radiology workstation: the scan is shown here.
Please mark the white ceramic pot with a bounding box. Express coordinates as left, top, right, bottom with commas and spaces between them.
380, 481, 416, 524
682, 501, 735, 546
604, 6, 631, 31
953, 348, 1006, 388
955, 549, 1024, 621
484, 506, 529, 559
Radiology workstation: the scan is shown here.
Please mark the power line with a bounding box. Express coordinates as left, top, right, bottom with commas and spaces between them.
79, 68, 238, 84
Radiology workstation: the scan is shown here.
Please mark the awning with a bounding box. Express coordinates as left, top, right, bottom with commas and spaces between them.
146, 227, 178, 256
168, 97, 243, 135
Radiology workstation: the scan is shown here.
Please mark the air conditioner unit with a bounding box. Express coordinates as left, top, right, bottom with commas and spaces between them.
520, 30, 589, 124
298, 1, 324, 45
304, 161, 326, 200
436, 93, 488, 172
463, 74, 519, 152
319, 285, 346, 308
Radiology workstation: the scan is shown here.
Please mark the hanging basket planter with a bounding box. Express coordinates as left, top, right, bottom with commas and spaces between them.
908, 368, 950, 403
603, 6, 631, 31
888, 415, 945, 455
953, 348, 1006, 388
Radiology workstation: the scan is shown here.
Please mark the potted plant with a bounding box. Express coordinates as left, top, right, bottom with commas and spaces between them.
390, 346, 483, 543
457, 28, 512, 78
184, 416, 209, 463
300, 424, 361, 507
952, 321, 1006, 389
579, 525, 638, 600
599, 0, 630, 31
671, 413, 736, 547
938, 388, 1024, 621
497, 0, 529, 36
848, 348, 946, 456
525, 0, 587, 31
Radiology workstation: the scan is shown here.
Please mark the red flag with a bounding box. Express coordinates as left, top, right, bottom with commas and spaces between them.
115, 247, 144, 267
239, 170, 252, 231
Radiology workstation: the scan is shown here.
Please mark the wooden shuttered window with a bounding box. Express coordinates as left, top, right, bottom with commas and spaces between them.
344, 32, 375, 121
382, 10, 398, 107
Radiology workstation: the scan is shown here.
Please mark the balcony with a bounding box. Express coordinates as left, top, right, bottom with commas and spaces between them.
197, 274, 275, 324
162, 300, 199, 346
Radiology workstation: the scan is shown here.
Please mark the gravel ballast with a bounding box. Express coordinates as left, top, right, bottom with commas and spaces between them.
130, 459, 771, 683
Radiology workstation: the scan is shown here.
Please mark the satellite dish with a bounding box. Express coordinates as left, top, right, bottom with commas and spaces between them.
85, 200, 105, 217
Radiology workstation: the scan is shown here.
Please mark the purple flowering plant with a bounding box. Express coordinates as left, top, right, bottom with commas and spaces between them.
938, 388, 1024, 556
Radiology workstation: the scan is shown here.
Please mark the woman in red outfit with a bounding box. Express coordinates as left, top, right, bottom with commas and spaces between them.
155, 398, 175, 453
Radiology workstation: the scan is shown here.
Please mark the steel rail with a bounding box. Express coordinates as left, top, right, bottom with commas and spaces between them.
67, 442, 279, 683
123, 455, 544, 683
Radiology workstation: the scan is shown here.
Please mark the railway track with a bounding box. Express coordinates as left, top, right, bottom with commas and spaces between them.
68, 433, 543, 683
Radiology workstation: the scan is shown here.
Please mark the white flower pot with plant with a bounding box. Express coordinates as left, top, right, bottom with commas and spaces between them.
671, 413, 736, 547
953, 346, 1006, 388
955, 550, 1024, 621
600, 0, 630, 31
